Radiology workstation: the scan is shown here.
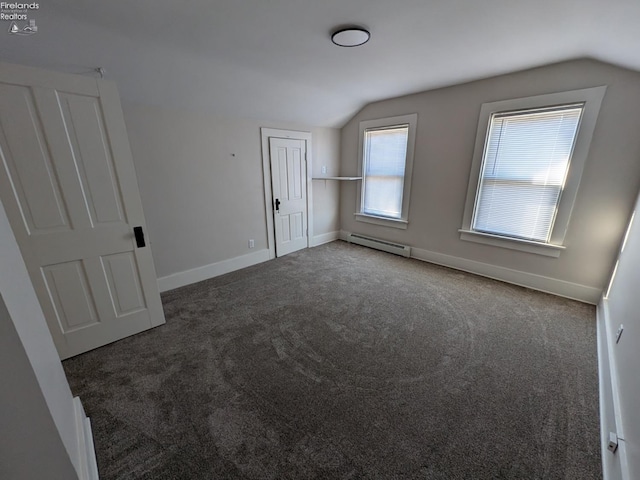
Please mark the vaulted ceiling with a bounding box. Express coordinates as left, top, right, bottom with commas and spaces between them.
1, 0, 639, 127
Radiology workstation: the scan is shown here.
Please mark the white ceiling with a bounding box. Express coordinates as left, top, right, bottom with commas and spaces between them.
1, 0, 639, 127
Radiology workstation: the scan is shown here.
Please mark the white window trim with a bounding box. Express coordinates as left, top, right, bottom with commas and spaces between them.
354, 212, 409, 229
460, 86, 607, 256
458, 229, 565, 257
356, 114, 418, 230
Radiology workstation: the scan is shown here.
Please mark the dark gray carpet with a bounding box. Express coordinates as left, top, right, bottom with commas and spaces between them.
63, 241, 601, 479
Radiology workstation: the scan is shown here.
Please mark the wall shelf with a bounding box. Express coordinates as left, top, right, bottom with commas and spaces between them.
312, 176, 362, 181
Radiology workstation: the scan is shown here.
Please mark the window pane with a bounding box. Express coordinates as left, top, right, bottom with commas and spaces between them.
473, 106, 583, 242
475, 182, 561, 241
363, 126, 409, 219
363, 176, 404, 218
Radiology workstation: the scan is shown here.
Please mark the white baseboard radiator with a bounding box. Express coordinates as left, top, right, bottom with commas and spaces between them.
346, 233, 411, 258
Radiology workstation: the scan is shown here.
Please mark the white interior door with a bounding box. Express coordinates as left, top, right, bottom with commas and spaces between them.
0, 62, 165, 359
269, 137, 308, 257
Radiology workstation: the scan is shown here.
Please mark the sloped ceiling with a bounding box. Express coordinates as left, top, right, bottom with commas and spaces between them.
1, 0, 639, 127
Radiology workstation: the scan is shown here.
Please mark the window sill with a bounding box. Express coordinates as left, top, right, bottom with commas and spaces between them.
458, 229, 565, 258
355, 213, 408, 230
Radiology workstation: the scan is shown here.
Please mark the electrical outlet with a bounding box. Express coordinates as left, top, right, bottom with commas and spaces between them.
321, 165, 327, 175
248, 239, 255, 249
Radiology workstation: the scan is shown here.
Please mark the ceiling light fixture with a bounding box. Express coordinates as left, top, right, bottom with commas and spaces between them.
331, 27, 370, 47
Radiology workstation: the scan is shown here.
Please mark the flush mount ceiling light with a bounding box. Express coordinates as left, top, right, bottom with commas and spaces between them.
331, 27, 370, 47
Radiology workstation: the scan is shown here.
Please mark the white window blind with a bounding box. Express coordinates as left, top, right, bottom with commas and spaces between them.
362, 125, 409, 219
472, 105, 584, 242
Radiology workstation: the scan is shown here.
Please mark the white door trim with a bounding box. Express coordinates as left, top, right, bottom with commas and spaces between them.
260, 128, 313, 260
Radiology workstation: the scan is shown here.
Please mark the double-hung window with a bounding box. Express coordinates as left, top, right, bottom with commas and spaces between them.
474, 105, 582, 242
356, 114, 417, 229
460, 87, 606, 257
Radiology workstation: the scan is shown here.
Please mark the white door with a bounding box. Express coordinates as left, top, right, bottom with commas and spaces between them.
0, 62, 165, 360
269, 137, 308, 257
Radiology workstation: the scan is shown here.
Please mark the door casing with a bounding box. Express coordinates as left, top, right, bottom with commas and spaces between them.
260, 128, 313, 259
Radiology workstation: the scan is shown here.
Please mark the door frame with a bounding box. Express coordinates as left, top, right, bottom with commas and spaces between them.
260, 128, 313, 260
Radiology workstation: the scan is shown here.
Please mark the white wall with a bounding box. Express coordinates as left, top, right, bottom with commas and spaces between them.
123, 103, 340, 280
339, 59, 640, 301
0, 200, 80, 479
601, 185, 640, 479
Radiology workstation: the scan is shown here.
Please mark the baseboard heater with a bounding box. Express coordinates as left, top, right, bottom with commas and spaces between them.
347, 233, 411, 258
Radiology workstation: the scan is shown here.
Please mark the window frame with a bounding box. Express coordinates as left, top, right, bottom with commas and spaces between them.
460, 86, 607, 257
356, 114, 418, 230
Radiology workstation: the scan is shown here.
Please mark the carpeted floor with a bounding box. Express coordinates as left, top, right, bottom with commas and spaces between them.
63, 241, 601, 479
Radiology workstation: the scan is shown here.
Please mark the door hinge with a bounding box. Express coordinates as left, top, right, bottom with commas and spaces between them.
608, 432, 619, 453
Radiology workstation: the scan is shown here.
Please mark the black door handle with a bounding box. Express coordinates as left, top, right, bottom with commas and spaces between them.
275, 198, 281, 212
133, 226, 146, 248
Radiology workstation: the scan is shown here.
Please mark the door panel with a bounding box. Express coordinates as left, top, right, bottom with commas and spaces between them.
0, 62, 165, 359
269, 137, 307, 257
291, 212, 303, 240
0, 84, 71, 233
101, 252, 146, 317
59, 93, 126, 226
291, 149, 302, 199
277, 148, 289, 199
280, 216, 291, 243
43, 260, 99, 332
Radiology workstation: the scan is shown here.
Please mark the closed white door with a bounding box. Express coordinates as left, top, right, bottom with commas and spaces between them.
0, 62, 165, 359
269, 137, 308, 257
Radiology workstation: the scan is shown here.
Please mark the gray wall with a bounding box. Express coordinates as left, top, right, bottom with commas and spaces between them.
123, 103, 340, 279
603, 186, 640, 479
311, 128, 341, 238
340, 59, 640, 293
0, 201, 79, 479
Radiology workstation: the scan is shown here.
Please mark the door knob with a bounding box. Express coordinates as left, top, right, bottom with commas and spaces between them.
275, 198, 281, 212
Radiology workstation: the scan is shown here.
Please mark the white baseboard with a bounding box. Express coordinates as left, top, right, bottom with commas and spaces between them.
310, 231, 340, 247
157, 249, 270, 292
338, 230, 601, 303
598, 300, 629, 480
410, 246, 601, 304
73, 397, 99, 480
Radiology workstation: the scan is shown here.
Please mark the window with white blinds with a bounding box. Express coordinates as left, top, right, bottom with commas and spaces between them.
362, 125, 409, 219
356, 114, 417, 229
460, 86, 606, 257
472, 105, 584, 242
